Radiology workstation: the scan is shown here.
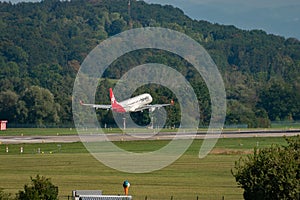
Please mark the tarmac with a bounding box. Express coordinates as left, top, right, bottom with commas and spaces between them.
0, 129, 299, 144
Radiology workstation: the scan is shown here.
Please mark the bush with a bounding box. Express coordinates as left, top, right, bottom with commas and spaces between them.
232, 135, 300, 200
16, 175, 58, 200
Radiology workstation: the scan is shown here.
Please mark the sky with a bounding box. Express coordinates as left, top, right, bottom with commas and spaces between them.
4, 0, 300, 39
147, 0, 300, 39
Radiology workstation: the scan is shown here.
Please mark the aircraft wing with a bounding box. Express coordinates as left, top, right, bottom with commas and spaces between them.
145, 103, 172, 109
143, 100, 174, 111
80, 101, 112, 110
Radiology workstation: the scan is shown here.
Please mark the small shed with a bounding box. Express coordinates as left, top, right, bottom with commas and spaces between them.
78, 195, 132, 200
73, 190, 102, 199
0, 120, 7, 131
72, 190, 132, 200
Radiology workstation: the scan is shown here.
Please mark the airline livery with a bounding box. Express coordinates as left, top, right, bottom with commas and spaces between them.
80, 88, 173, 113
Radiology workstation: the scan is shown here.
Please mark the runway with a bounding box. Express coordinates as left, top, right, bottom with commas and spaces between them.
0, 129, 299, 144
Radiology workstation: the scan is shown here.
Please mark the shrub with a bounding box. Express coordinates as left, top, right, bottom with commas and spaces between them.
232, 135, 300, 200
16, 175, 58, 200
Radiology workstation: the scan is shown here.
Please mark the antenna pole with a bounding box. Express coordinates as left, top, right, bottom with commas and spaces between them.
128, 0, 132, 29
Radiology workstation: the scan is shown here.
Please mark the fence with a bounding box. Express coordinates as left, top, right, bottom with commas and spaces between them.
7, 123, 75, 128
271, 120, 300, 128
63, 194, 242, 200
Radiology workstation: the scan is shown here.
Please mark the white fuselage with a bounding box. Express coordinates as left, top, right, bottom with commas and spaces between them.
119, 93, 153, 112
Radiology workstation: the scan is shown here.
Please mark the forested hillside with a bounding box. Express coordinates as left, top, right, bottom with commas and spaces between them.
1, 0, 300, 127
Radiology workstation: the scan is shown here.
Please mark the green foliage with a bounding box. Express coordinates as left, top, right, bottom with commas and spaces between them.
0, 90, 19, 121
0, 0, 300, 127
16, 175, 58, 200
22, 86, 60, 125
232, 135, 300, 200
257, 82, 300, 121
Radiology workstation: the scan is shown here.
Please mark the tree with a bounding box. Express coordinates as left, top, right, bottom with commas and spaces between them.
232, 135, 300, 200
106, 18, 127, 36
22, 86, 60, 125
16, 175, 58, 200
1, 0, 300, 127
0, 90, 19, 122
257, 82, 298, 121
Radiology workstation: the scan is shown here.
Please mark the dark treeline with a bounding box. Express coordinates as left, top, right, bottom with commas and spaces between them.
0, 0, 300, 127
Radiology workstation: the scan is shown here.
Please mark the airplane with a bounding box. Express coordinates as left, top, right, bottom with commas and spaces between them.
80, 88, 174, 113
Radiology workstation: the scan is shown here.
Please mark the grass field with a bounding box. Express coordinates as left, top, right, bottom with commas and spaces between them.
0, 137, 288, 200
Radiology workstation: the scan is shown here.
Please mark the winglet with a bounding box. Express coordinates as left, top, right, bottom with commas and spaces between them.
170, 99, 174, 106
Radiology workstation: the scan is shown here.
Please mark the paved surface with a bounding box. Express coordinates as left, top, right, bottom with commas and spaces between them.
0, 129, 299, 144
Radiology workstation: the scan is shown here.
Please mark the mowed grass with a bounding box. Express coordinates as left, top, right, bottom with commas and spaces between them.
0, 137, 288, 200
1, 128, 78, 136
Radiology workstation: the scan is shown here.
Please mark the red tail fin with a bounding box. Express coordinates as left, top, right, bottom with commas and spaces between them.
109, 88, 126, 112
